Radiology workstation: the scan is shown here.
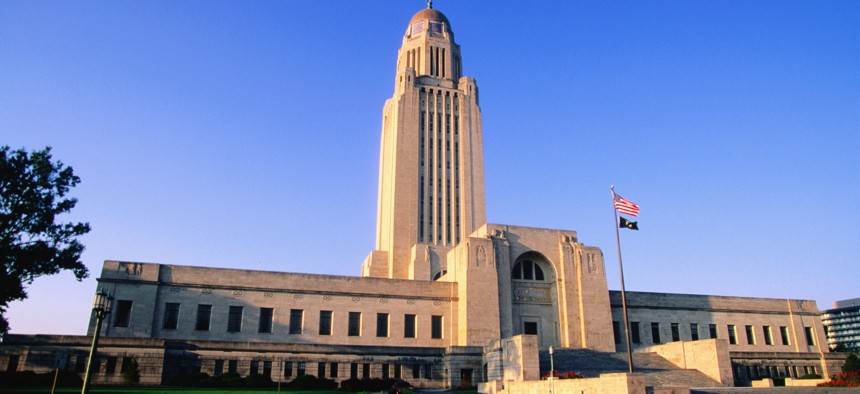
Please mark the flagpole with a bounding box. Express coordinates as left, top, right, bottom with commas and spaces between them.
611, 185, 634, 374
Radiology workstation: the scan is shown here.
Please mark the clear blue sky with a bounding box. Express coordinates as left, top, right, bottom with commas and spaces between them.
2, 1, 858, 335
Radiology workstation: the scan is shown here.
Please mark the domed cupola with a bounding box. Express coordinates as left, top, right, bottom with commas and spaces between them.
397, 2, 461, 81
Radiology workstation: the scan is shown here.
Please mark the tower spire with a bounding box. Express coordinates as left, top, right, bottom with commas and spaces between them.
427, 0, 433, 9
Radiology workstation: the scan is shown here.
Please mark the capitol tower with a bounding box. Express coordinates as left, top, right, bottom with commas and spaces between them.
364, 4, 487, 281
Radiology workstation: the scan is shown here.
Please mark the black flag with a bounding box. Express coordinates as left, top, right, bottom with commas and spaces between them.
619, 217, 638, 230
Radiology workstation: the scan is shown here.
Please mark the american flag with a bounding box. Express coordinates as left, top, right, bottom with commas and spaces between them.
613, 192, 640, 217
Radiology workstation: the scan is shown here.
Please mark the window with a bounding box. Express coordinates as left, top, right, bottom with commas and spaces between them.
630, 322, 641, 344
671, 323, 680, 342
804, 327, 815, 346
348, 312, 362, 336
412, 364, 420, 379
780, 326, 790, 345
511, 260, 544, 280
114, 300, 133, 327
709, 324, 718, 339
319, 311, 333, 335
350, 363, 358, 378
691, 323, 699, 341
163, 303, 180, 329
214, 360, 223, 376
431, 315, 443, 339
121, 357, 133, 373
382, 364, 390, 379
377, 313, 390, 337
227, 306, 243, 332
297, 362, 306, 376
250, 360, 259, 375
424, 364, 432, 379
195, 304, 212, 331
289, 309, 303, 335
105, 357, 117, 374
763, 326, 773, 345
404, 314, 416, 338
284, 361, 293, 377
318, 362, 326, 377
524, 321, 538, 335
330, 363, 338, 378
746, 325, 756, 345
651, 322, 661, 343
612, 321, 621, 344
6, 355, 19, 372
362, 363, 370, 378
228, 360, 238, 374
394, 364, 401, 379
263, 361, 272, 377
728, 325, 737, 345
259, 308, 273, 333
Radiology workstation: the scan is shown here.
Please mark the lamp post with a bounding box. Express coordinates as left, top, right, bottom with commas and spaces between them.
81, 289, 111, 394
548, 346, 554, 394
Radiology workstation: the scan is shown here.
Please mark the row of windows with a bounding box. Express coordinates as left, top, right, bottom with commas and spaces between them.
736, 364, 819, 380
137, 301, 445, 339
192, 359, 434, 381
612, 321, 815, 347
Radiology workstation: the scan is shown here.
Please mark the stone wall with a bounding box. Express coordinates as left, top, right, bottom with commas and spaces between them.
639, 339, 734, 385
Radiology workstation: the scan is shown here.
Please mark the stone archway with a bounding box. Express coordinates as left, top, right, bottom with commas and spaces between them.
510, 251, 560, 347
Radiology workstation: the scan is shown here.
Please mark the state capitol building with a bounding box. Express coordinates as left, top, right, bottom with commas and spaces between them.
0, 4, 846, 391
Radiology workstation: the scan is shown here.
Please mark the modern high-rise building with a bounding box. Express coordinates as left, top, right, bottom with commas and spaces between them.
823, 298, 860, 351
0, 4, 849, 390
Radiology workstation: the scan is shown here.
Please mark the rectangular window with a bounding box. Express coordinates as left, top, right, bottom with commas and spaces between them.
431, 315, 443, 339
284, 361, 293, 377
297, 362, 306, 376
318, 362, 326, 377
523, 321, 538, 335
289, 309, 303, 335
424, 364, 432, 380
228, 360, 238, 374
804, 326, 815, 346
348, 312, 362, 336
259, 307, 273, 333
404, 314, 416, 338
263, 361, 272, 377
319, 311, 333, 335
105, 357, 117, 374
250, 360, 260, 375
350, 363, 358, 378
377, 313, 390, 337
728, 325, 737, 345
214, 360, 224, 376
745, 325, 756, 345
382, 364, 390, 379
195, 304, 212, 331
631, 322, 641, 344
362, 363, 370, 378
6, 355, 19, 372
121, 357, 133, 373
691, 323, 699, 341
394, 364, 401, 379
651, 322, 661, 344
780, 326, 790, 345
227, 306, 243, 332
163, 302, 180, 329
612, 321, 621, 344
671, 323, 680, 342
330, 363, 338, 378
709, 324, 718, 339
763, 326, 773, 345
413, 364, 420, 379
114, 300, 133, 327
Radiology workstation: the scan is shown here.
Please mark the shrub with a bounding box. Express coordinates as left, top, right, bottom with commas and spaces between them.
818, 371, 860, 387
121, 357, 140, 385
0, 370, 82, 387
285, 374, 338, 390
340, 377, 411, 392
169, 371, 211, 386
244, 373, 275, 388
844, 352, 860, 374
541, 370, 586, 379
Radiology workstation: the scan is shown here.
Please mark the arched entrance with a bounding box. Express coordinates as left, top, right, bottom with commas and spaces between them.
510, 251, 560, 347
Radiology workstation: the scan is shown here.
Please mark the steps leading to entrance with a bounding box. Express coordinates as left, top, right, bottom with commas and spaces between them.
538, 348, 727, 388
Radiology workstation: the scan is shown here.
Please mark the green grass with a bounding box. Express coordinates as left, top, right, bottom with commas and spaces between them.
0, 388, 342, 394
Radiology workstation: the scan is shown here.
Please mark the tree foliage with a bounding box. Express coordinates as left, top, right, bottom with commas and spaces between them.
845, 352, 860, 374
0, 146, 90, 335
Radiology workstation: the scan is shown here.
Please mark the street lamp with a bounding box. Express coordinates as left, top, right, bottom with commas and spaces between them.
81, 289, 112, 394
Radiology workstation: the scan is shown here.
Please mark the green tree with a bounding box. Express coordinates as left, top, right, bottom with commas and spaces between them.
844, 352, 860, 373
0, 146, 90, 335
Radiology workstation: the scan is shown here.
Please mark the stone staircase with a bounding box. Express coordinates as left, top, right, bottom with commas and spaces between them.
539, 348, 727, 389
